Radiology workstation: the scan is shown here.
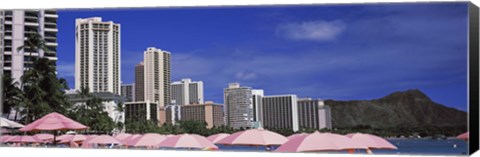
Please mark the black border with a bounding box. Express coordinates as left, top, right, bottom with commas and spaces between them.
469, 2, 479, 155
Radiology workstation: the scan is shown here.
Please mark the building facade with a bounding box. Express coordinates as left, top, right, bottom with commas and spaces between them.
75, 17, 121, 95
143, 47, 171, 106
297, 98, 332, 130
121, 84, 134, 102
134, 62, 144, 102
262, 95, 299, 132
0, 10, 58, 82
251, 89, 264, 128
180, 101, 224, 129
124, 101, 159, 124
170, 78, 204, 105
224, 83, 254, 129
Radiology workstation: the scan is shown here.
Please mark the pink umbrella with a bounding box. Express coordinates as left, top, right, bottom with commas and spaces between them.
0, 135, 13, 143
58, 134, 86, 143
19, 112, 88, 145
287, 133, 309, 140
207, 133, 230, 143
80, 135, 98, 148
4, 135, 40, 143
114, 133, 132, 141
87, 135, 121, 145
345, 133, 397, 150
33, 133, 54, 142
457, 132, 469, 140
275, 131, 368, 152
157, 134, 217, 149
216, 128, 288, 146
19, 112, 88, 131
126, 133, 167, 148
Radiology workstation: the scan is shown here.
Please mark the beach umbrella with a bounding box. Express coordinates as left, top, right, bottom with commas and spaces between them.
275, 131, 368, 152
87, 135, 121, 145
119, 134, 141, 146
1, 117, 25, 128
157, 134, 217, 149
80, 135, 98, 148
0, 135, 13, 143
456, 132, 469, 140
19, 112, 88, 145
114, 133, 132, 141
4, 135, 40, 143
58, 134, 86, 143
287, 133, 309, 140
33, 133, 54, 142
126, 133, 167, 148
216, 128, 288, 146
345, 133, 397, 151
207, 133, 230, 143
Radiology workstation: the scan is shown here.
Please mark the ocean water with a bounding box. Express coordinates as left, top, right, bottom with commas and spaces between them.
216, 139, 469, 156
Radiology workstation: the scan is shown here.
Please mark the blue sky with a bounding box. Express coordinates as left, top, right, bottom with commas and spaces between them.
56, 2, 469, 111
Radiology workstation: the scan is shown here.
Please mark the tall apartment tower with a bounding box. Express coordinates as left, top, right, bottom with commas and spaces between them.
0, 10, 58, 82
75, 17, 121, 95
121, 84, 135, 102
262, 95, 299, 132
224, 83, 254, 129
134, 62, 144, 102
143, 47, 171, 106
170, 78, 204, 105
251, 89, 264, 128
297, 98, 332, 130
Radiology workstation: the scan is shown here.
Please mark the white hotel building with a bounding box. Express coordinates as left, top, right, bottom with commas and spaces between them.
170, 78, 204, 106
75, 17, 121, 95
0, 10, 58, 82
143, 47, 171, 106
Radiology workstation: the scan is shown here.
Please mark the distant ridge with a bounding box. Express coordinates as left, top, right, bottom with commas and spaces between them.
325, 89, 467, 128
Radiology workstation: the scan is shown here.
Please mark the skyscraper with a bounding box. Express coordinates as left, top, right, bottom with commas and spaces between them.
75, 17, 121, 95
143, 47, 171, 106
134, 62, 144, 102
0, 10, 58, 82
262, 95, 299, 132
251, 89, 264, 128
297, 98, 332, 130
170, 78, 204, 105
121, 84, 135, 102
224, 83, 254, 129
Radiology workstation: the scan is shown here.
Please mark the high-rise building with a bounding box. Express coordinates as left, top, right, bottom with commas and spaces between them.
170, 78, 204, 105
262, 95, 299, 132
180, 101, 224, 129
134, 62, 144, 102
0, 10, 58, 82
75, 17, 121, 95
124, 101, 159, 124
297, 98, 332, 130
224, 83, 254, 129
143, 47, 171, 106
251, 89, 264, 128
121, 84, 135, 102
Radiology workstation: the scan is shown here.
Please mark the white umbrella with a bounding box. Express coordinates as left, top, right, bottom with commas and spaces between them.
0, 117, 25, 128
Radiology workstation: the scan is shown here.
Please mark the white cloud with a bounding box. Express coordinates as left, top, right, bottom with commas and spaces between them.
234, 71, 257, 81
276, 20, 346, 41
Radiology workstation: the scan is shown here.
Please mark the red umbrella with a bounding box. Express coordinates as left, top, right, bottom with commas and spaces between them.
33, 133, 54, 142
87, 135, 121, 145
0, 135, 13, 143
19, 112, 88, 145
287, 133, 309, 140
456, 132, 469, 140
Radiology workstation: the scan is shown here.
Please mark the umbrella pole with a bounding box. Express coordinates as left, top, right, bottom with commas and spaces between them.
53, 131, 57, 146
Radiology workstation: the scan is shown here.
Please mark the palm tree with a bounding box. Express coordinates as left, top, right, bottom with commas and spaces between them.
16, 33, 50, 62
2, 73, 22, 119
115, 102, 125, 132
